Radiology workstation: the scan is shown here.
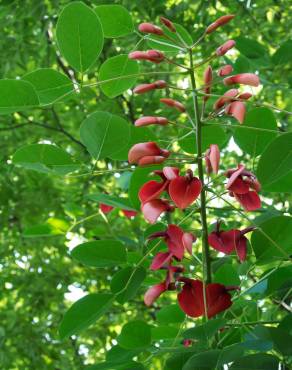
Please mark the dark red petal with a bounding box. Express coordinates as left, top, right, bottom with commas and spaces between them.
169, 176, 202, 209
177, 279, 204, 317
236, 236, 247, 262
225, 101, 246, 124
150, 252, 172, 270
226, 164, 245, 187
138, 180, 168, 203
122, 210, 137, 218
228, 178, 250, 194
141, 199, 171, 224
220, 229, 241, 254
182, 232, 196, 255
166, 224, 184, 260
206, 284, 233, 318
144, 282, 166, 306
234, 191, 261, 211
100, 203, 114, 214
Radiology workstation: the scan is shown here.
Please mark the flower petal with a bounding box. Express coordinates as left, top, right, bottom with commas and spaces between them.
178, 279, 204, 317
182, 232, 196, 255
150, 252, 172, 270
141, 199, 172, 223
166, 224, 184, 260
138, 180, 168, 203
206, 284, 233, 318
225, 101, 246, 124
169, 176, 202, 209
144, 282, 166, 306
236, 235, 247, 262
228, 178, 250, 194
234, 191, 261, 211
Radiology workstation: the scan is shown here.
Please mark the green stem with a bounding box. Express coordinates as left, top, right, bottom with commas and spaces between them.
188, 51, 212, 285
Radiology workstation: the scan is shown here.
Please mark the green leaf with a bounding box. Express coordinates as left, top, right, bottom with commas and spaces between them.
59, 293, 114, 339
183, 318, 227, 342
23, 218, 68, 237
56, 2, 103, 73
86, 361, 144, 370
109, 125, 156, 161
256, 132, 292, 192
157, 304, 185, 324
235, 37, 267, 60
129, 165, 162, 209
251, 216, 292, 263
229, 353, 279, 369
110, 266, 146, 304
80, 111, 131, 159
12, 144, 79, 175
147, 23, 192, 52
233, 108, 278, 156
22, 68, 74, 105
86, 193, 138, 211
151, 325, 179, 340
118, 320, 151, 349
213, 264, 241, 286
71, 240, 127, 268
179, 125, 228, 154
94, 5, 133, 38
0, 79, 39, 114
182, 350, 221, 370
106, 345, 141, 364
272, 40, 292, 65
99, 55, 139, 98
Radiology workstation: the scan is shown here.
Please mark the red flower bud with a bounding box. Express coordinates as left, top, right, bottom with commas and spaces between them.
203, 65, 213, 101
160, 16, 176, 32
216, 40, 236, 56
129, 50, 165, 64
133, 80, 167, 94
223, 73, 260, 87
100, 203, 114, 214
160, 98, 186, 113
205, 144, 220, 174
213, 89, 239, 110
238, 92, 252, 100
138, 22, 164, 35
225, 101, 246, 124
128, 142, 170, 166
217, 64, 233, 77
135, 116, 168, 127
122, 210, 137, 218
206, 15, 235, 34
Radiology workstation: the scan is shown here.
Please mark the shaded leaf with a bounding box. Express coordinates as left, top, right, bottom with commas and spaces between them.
118, 320, 151, 349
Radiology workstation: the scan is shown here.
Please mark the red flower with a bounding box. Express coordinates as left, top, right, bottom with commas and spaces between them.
203, 65, 213, 101
129, 50, 165, 64
128, 142, 170, 166
148, 224, 196, 261
160, 98, 186, 113
217, 64, 233, 77
135, 116, 168, 127
138, 22, 164, 36
122, 210, 138, 219
178, 278, 238, 318
216, 40, 236, 56
144, 263, 184, 306
214, 89, 238, 110
133, 80, 167, 94
206, 15, 235, 34
138, 166, 179, 203
223, 73, 260, 87
100, 203, 114, 214
205, 144, 220, 174
141, 198, 174, 224
160, 17, 176, 32
225, 164, 261, 211
168, 169, 202, 209
208, 221, 255, 261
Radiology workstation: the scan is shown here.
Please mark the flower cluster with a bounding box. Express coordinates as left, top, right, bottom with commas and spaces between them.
125, 14, 263, 319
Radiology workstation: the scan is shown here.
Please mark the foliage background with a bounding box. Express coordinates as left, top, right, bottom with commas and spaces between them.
0, 0, 291, 369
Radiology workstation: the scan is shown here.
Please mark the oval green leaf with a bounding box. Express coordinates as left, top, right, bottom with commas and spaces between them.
256, 132, 292, 192
233, 108, 278, 156
99, 55, 139, 98
80, 111, 131, 159
95, 5, 133, 38
110, 266, 146, 304
118, 320, 151, 350
71, 240, 127, 268
56, 2, 104, 73
12, 144, 79, 175
22, 68, 74, 105
0, 79, 39, 114
59, 293, 114, 339
229, 353, 279, 370
251, 216, 292, 263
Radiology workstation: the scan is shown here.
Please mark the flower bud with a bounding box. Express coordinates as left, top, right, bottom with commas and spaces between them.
203, 65, 213, 101
160, 16, 176, 32
213, 89, 239, 110
206, 15, 235, 34
138, 22, 164, 35
225, 101, 246, 124
133, 80, 167, 94
217, 64, 233, 77
223, 73, 260, 87
160, 98, 186, 112
216, 40, 236, 56
135, 116, 169, 127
